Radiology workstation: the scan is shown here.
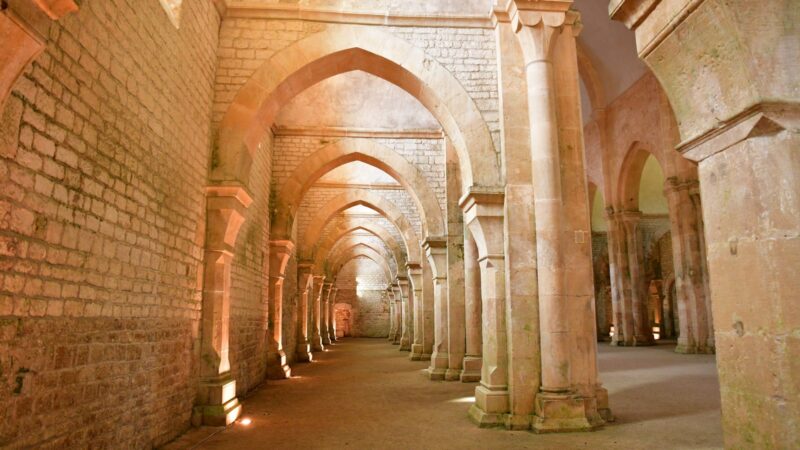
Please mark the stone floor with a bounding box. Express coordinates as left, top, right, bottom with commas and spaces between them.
164, 339, 723, 450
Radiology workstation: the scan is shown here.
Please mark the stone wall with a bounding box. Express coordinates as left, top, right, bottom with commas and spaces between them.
0, 0, 219, 447
334, 258, 390, 337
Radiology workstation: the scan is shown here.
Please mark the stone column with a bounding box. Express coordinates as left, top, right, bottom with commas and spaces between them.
461, 228, 482, 382
321, 282, 332, 346
612, 1, 799, 446
310, 275, 325, 352
553, 17, 609, 424
689, 184, 714, 351
197, 186, 251, 425
621, 211, 654, 346
444, 139, 466, 382
329, 287, 338, 342
296, 264, 313, 362
387, 287, 396, 341
513, 4, 602, 431
606, 211, 634, 346
267, 240, 294, 379
461, 189, 508, 427
496, 16, 541, 428
664, 178, 713, 354
424, 237, 449, 380
392, 283, 403, 345
407, 264, 425, 360
398, 276, 412, 351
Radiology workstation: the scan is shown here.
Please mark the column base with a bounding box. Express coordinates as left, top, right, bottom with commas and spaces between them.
311, 336, 324, 352
195, 376, 242, 426
391, 338, 400, 345
444, 368, 461, 381
460, 356, 482, 382
533, 392, 604, 433
322, 335, 332, 346
675, 342, 715, 354
632, 335, 655, 346
399, 337, 411, 351
426, 352, 449, 380
468, 385, 509, 428
595, 386, 614, 422
329, 333, 337, 343
505, 414, 533, 430
296, 342, 313, 362
409, 344, 424, 360
266, 349, 291, 379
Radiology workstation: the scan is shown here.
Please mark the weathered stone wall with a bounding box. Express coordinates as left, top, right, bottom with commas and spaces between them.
334, 258, 390, 337
213, 20, 500, 150
0, 0, 219, 447
229, 132, 272, 395
272, 135, 446, 220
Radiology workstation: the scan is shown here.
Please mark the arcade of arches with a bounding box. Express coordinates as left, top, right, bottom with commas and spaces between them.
0, 0, 797, 448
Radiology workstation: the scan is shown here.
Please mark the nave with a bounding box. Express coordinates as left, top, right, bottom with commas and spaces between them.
166, 339, 722, 450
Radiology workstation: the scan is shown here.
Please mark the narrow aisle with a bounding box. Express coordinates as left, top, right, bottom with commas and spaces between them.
166, 340, 721, 450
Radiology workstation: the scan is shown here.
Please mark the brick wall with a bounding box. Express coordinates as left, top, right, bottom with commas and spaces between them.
213, 20, 500, 152
0, 0, 219, 447
334, 258, 390, 337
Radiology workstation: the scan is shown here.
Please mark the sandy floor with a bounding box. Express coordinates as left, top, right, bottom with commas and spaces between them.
164, 338, 723, 450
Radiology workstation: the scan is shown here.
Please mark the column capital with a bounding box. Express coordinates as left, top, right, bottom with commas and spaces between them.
460, 187, 505, 261
506, 2, 580, 64
663, 177, 700, 196
423, 237, 449, 280
205, 184, 252, 253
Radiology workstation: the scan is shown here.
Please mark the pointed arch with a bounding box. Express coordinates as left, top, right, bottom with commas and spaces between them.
312, 222, 406, 271
213, 25, 500, 192
303, 189, 422, 265
329, 246, 393, 283
273, 138, 444, 240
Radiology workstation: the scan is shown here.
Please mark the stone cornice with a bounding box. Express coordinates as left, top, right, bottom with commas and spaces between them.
272, 125, 443, 140
226, 2, 494, 29
676, 102, 796, 163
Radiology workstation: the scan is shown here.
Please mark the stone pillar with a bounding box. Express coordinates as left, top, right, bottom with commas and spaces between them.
612, 1, 799, 446
513, 4, 603, 431
496, 16, 541, 429
398, 276, 412, 351
267, 240, 294, 379
296, 264, 313, 362
552, 17, 609, 425
424, 237, 449, 380
606, 211, 634, 345
461, 228, 482, 382
321, 282, 332, 346
621, 211, 654, 346
310, 275, 325, 352
329, 287, 338, 342
387, 287, 396, 341
444, 140, 466, 382
196, 186, 251, 426
664, 178, 713, 354
392, 283, 403, 345
407, 264, 425, 360
461, 189, 508, 427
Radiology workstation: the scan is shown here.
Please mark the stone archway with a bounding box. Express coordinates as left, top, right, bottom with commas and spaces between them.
310, 221, 407, 270
328, 243, 395, 282
212, 25, 500, 192
302, 189, 422, 265
273, 138, 445, 241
